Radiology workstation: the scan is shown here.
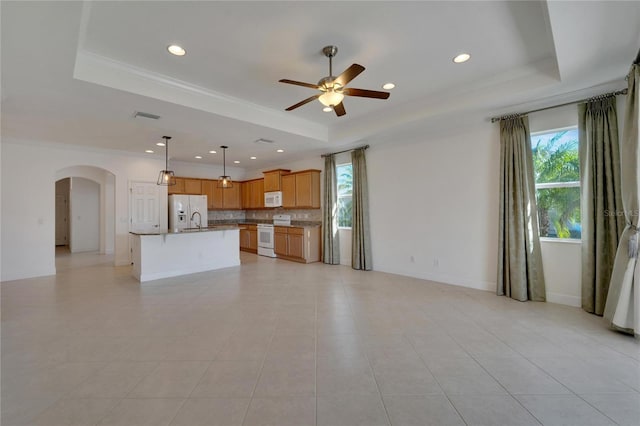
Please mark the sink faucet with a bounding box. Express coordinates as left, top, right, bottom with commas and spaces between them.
190, 211, 202, 229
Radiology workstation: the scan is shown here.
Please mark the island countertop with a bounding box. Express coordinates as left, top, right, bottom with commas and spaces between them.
129, 225, 239, 236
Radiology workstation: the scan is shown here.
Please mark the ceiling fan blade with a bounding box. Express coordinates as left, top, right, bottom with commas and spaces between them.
334, 102, 346, 117
285, 94, 321, 111
279, 79, 319, 89
343, 88, 390, 99
334, 64, 365, 87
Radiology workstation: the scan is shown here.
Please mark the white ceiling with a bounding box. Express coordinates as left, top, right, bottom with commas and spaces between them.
2, 1, 639, 169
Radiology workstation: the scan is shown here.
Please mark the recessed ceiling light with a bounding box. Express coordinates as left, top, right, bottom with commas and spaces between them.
195, 155, 202, 159
453, 53, 471, 63
250, 156, 257, 160
156, 142, 165, 147
276, 149, 284, 153
382, 83, 395, 90
209, 150, 217, 154
167, 44, 186, 56
323, 106, 332, 112
145, 150, 154, 153
234, 160, 240, 164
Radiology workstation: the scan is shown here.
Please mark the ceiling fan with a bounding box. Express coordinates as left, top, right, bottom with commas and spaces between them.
279, 45, 390, 117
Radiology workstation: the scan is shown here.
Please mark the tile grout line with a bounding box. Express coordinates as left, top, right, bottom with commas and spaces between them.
238, 307, 279, 426
342, 278, 394, 426
404, 330, 470, 426
474, 316, 628, 425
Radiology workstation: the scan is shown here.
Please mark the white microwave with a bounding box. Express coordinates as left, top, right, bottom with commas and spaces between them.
264, 191, 282, 207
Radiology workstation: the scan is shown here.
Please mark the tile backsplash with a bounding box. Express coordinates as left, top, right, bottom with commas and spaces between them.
208, 210, 246, 221
207, 209, 321, 222
245, 208, 322, 222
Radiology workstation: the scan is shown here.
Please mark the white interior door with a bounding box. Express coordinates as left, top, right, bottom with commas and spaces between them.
130, 182, 160, 233
55, 193, 69, 245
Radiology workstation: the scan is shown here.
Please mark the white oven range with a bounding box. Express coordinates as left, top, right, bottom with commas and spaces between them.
257, 224, 276, 257
257, 214, 291, 258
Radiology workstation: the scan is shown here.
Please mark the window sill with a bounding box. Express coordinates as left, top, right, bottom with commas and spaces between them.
539, 237, 581, 245
338, 227, 352, 231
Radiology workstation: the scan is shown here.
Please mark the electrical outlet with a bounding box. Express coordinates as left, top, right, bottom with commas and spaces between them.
433, 258, 439, 268
410, 255, 415, 263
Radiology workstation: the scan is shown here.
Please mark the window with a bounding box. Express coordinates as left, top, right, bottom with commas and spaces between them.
531, 127, 581, 239
336, 163, 352, 228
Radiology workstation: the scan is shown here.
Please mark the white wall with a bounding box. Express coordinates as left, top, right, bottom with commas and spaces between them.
1, 139, 236, 282
69, 177, 100, 253
367, 117, 500, 291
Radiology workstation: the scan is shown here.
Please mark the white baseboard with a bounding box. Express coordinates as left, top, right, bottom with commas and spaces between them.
375, 267, 496, 292
546, 292, 581, 307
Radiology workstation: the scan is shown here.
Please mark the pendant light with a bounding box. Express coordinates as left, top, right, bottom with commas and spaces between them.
217, 145, 233, 189
157, 136, 176, 186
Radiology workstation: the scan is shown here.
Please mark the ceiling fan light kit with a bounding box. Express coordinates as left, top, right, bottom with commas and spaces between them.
279, 45, 390, 117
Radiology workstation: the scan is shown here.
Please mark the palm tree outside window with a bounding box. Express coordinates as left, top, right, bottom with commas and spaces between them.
531, 127, 581, 239
336, 163, 353, 228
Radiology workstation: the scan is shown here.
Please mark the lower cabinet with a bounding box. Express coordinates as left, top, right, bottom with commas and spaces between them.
274, 226, 320, 263
239, 224, 258, 253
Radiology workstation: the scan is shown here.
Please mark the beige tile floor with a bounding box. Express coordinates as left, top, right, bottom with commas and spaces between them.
1, 249, 639, 426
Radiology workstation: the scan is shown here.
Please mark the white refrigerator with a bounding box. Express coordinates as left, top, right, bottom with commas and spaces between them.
169, 194, 208, 231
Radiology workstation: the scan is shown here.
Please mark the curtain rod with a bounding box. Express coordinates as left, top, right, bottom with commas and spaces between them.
490, 88, 628, 123
321, 144, 370, 158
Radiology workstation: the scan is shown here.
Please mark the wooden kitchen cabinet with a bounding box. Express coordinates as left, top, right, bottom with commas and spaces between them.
240, 224, 258, 253
202, 179, 223, 209
168, 178, 185, 194
168, 177, 203, 196
222, 183, 242, 209
273, 226, 320, 263
280, 170, 321, 209
202, 179, 242, 210
274, 228, 288, 256
281, 174, 296, 208
263, 169, 291, 192
183, 178, 202, 194
241, 179, 265, 209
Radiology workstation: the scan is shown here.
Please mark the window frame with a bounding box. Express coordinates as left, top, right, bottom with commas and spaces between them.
336, 162, 353, 230
530, 126, 581, 242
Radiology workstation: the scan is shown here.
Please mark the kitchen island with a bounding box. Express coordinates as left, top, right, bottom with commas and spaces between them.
130, 226, 239, 282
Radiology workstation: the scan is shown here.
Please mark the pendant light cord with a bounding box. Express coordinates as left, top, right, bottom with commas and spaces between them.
163, 136, 171, 170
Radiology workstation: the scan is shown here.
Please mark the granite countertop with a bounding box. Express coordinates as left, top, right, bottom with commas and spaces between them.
209, 219, 321, 228
130, 225, 240, 236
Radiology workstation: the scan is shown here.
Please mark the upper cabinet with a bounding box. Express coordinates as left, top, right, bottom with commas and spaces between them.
263, 169, 291, 192
281, 174, 296, 208
202, 179, 222, 209
170, 168, 318, 210
183, 178, 202, 194
241, 179, 265, 209
223, 183, 242, 209
281, 170, 321, 209
168, 177, 185, 195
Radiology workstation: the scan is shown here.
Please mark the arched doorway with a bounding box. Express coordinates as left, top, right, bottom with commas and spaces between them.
55, 166, 116, 269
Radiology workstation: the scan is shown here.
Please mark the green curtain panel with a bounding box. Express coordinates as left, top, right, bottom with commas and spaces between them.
578, 97, 625, 315
322, 155, 341, 264
351, 148, 372, 270
604, 63, 640, 336
497, 116, 546, 301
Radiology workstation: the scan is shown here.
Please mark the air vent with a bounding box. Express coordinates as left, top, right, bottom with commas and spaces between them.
254, 138, 274, 144
134, 111, 161, 120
